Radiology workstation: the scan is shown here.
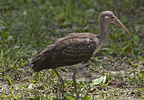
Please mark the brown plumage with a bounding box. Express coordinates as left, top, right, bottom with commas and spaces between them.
31, 33, 99, 72
31, 11, 130, 98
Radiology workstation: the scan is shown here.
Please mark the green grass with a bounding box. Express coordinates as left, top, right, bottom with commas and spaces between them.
0, 0, 144, 99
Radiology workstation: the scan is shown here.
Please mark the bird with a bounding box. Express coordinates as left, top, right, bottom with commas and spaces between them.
30, 11, 130, 98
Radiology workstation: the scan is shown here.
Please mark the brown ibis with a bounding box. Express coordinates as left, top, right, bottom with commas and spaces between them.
31, 11, 130, 98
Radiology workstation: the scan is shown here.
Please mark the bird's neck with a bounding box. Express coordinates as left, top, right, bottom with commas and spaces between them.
97, 20, 109, 45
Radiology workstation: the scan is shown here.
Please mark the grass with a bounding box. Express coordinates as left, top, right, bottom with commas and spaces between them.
0, 0, 144, 99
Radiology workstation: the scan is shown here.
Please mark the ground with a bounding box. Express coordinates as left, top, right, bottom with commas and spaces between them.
0, 0, 144, 100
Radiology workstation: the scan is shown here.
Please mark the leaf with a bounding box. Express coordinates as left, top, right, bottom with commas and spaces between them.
13, 45, 20, 49
7, 77, 12, 86
7, 36, 13, 41
0, 49, 3, 60
101, 47, 110, 51
77, 77, 85, 83
27, 84, 33, 89
90, 76, 106, 86
21, 61, 28, 67
124, 46, 131, 52
0, 20, 6, 30
103, 75, 106, 84
84, 8, 95, 18
33, 72, 41, 84
67, 96, 74, 100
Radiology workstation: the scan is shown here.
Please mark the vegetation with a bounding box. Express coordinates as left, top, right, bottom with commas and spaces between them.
0, 0, 144, 99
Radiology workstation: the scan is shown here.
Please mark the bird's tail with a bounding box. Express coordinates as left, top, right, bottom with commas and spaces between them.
31, 54, 44, 72
31, 44, 55, 72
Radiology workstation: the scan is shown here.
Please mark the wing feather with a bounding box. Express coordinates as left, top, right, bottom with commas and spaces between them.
31, 35, 97, 72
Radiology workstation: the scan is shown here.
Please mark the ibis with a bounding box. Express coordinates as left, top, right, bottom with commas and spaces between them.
31, 11, 130, 98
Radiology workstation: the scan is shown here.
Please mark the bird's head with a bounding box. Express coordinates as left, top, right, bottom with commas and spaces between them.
99, 11, 130, 36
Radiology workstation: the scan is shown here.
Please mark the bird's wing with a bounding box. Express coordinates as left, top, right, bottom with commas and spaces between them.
31, 37, 97, 72
53, 37, 97, 64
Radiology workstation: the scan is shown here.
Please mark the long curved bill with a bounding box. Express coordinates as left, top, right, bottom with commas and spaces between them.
113, 17, 130, 36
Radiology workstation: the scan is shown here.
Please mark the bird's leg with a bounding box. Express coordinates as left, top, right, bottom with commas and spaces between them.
72, 64, 80, 98
53, 69, 65, 97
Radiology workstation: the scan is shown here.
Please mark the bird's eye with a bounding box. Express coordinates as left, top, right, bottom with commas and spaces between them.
111, 16, 114, 18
